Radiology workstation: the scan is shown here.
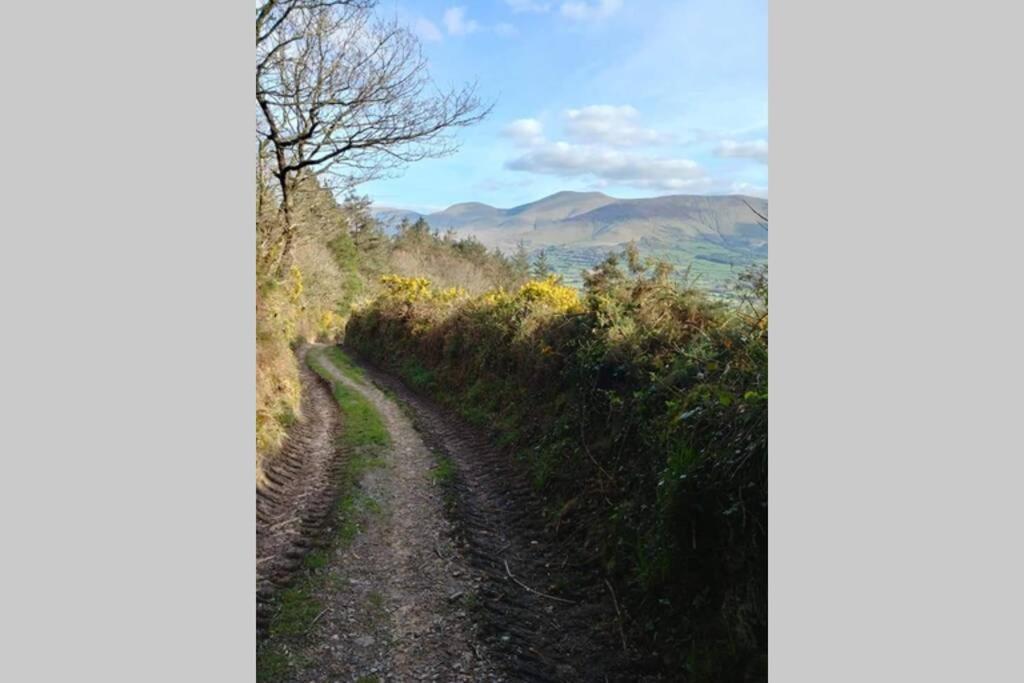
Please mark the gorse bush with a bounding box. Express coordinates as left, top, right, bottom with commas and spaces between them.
346, 249, 768, 679
514, 275, 582, 313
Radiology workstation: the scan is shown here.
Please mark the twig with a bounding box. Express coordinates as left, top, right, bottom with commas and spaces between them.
503, 559, 576, 605
604, 578, 628, 652
269, 516, 301, 531
307, 608, 330, 632
741, 198, 769, 228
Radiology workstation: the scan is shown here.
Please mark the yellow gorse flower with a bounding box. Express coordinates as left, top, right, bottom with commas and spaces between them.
377, 274, 580, 314
515, 275, 581, 313
436, 286, 468, 303
379, 275, 468, 304
380, 274, 433, 302
288, 265, 304, 303
480, 289, 512, 307
319, 309, 337, 331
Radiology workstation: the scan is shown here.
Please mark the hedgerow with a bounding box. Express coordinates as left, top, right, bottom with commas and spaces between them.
345, 247, 767, 679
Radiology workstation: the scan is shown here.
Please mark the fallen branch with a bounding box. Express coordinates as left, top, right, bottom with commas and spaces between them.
504, 559, 576, 605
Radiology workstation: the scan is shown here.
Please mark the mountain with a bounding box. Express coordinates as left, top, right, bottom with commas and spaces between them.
373, 206, 424, 230
375, 191, 768, 291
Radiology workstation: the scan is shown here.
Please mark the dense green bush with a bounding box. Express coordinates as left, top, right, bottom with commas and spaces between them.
346, 247, 767, 679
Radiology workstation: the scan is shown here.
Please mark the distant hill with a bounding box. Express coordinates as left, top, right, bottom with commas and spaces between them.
373, 207, 424, 231
375, 191, 768, 291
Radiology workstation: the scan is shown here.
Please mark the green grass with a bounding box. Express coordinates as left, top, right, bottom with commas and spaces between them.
333, 383, 389, 449
303, 546, 329, 570
430, 454, 456, 486
268, 584, 321, 639
258, 348, 392, 683
323, 345, 368, 384
399, 358, 436, 391
308, 348, 389, 451
256, 649, 290, 683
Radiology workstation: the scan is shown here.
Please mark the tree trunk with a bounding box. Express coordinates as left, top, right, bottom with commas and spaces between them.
274, 170, 295, 277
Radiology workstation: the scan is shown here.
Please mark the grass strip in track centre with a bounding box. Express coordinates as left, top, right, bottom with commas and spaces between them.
321, 344, 369, 386
307, 346, 388, 449
257, 348, 391, 683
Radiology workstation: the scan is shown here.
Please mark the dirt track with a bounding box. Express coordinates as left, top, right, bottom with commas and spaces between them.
257, 345, 655, 682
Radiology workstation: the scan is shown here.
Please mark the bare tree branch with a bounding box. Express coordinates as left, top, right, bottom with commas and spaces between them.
256, 1, 372, 47
741, 198, 769, 231
257, 0, 491, 272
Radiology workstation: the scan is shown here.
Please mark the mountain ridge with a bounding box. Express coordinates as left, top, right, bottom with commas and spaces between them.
375, 191, 768, 290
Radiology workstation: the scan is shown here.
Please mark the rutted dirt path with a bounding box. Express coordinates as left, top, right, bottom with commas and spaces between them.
285, 346, 501, 681
258, 345, 651, 682
349, 350, 652, 683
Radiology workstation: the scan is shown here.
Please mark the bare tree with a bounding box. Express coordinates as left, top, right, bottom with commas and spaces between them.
257, 1, 372, 49
256, 0, 490, 273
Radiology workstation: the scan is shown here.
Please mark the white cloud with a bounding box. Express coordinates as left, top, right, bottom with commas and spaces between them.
564, 105, 665, 146
443, 7, 479, 36
502, 118, 545, 146
560, 0, 623, 21
715, 139, 768, 164
493, 22, 519, 37
506, 141, 706, 191
505, 0, 551, 12
728, 181, 768, 198
436, 8, 515, 39
413, 17, 443, 43
498, 105, 762, 192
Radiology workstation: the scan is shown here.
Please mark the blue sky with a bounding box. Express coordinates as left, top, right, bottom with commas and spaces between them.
363, 0, 767, 212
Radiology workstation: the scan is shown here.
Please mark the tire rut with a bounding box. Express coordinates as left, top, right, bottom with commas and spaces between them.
277, 346, 501, 682
256, 346, 345, 637
345, 347, 660, 682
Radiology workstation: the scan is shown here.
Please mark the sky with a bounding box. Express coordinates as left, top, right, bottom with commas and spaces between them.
362, 0, 767, 212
